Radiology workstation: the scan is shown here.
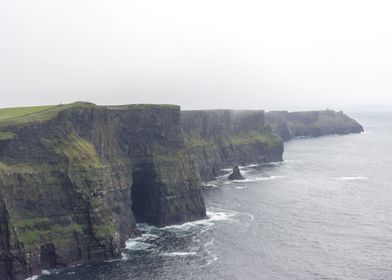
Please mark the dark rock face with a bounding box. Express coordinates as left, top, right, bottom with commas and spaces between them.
0, 104, 364, 280
266, 110, 364, 141
181, 110, 284, 181
228, 166, 244, 180
0, 104, 206, 280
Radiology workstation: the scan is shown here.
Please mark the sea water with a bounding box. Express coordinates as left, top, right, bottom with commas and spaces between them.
36, 112, 392, 280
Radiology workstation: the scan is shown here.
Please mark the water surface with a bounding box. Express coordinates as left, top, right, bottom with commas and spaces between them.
37, 112, 392, 280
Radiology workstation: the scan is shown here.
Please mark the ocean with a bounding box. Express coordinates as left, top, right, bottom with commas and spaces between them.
35, 112, 392, 280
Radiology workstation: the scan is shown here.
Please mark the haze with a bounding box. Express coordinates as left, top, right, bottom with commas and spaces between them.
1, 0, 391, 110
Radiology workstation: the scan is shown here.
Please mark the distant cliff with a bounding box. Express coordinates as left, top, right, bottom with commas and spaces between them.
0, 103, 206, 280
266, 110, 364, 141
181, 110, 284, 181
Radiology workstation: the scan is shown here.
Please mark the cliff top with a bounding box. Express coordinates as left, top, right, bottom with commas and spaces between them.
0, 102, 179, 128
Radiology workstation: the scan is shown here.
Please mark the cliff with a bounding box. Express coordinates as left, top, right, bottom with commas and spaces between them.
181, 110, 284, 181
266, 110, 364, 141
0, 103, 364, 280
0, 103, 206, 280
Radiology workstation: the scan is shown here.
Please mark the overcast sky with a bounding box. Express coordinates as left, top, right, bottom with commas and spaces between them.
1, 0, 391, 110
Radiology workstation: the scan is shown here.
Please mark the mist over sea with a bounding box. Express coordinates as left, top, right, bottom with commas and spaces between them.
35, 112, 392, 280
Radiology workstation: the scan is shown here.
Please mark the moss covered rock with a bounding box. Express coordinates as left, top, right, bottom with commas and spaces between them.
0, 103, 206, 280
181, 110, 284, 181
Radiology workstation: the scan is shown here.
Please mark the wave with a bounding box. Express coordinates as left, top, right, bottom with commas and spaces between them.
232, 175, 284, 183
202, 181, 220, 188
207, 211, 236, 222
201, 251, 218, 268
221, 161, 282, 173
124, 240, 154, 251
235, 186, 248, 189
161, 251, 197, 257
204, 237, 215, 248
25, 276, 39, 280
221, 168, 233, 172
334, 176, 368, 181
208, 207, 255, 221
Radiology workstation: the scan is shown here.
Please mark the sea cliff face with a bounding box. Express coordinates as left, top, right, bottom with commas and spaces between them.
0, 103, 205, 280
181, 110, 284, 181
0, 104, 364, 280
266, 110, 364, 141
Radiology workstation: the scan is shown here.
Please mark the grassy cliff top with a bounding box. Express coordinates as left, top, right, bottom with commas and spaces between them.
0, 102, 95, 127
0, 102, 179, 127
108, 104, 179, 110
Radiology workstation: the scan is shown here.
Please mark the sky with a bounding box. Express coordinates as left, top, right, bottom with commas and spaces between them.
1, 0, 392, 110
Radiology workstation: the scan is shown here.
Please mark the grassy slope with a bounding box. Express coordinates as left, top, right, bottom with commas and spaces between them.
0, 102, 179, 128
0, 102, 95, 127
0, 105, 55, 121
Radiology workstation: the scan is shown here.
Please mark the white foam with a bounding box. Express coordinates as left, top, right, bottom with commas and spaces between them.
25, 276, 39, 280
124, 240, 153, 250
40, 269, 59, 276
335, 176, 368, 181
209, 207, 255, 221
121, 252, 129, 260
203, 182, 220, 188
161, 251, 197, 257
233, 175, 283, 183
141, 233, 159, 239
201, 252, 218, 267
207, 211, 235, 222
204, 237, 215, 248
235, 186, 248, 189
221, 168, 232, 172
162, 217, 212, 230
239, 163, 261, 169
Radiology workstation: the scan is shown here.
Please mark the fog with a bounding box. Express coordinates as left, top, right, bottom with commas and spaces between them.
1, 0, 391, 110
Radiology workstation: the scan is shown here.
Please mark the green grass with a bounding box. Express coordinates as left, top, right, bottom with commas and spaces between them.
153, 150, 187, 163
15, 217, 50, 228
183, 134, 214, 148
16, 216, 84, 250
0, 102, 95, 127
56, 134, 103, 169
0, 102, 181, 127
222, 133, 282, 147
0, 131, 16, 140
109, 104, 179, 110
0, 105, 55, 121
94, 223, 115, 238
0, 160, 47, 173
0, 160, 10, 171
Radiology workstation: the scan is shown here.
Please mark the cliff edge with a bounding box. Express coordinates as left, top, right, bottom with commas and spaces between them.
266, 110, 364, 141
0, 103, 206, 280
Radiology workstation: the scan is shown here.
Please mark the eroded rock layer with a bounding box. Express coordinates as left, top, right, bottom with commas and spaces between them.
0, 104, 363, 280
0, 103, 206, 280
181, 110, 284, 181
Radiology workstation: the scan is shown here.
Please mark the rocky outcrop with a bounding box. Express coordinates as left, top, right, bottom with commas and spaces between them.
0, 103, 206, 280
228, 166, 244, 180
266, 110, 364, 141
181, 110, 284, 181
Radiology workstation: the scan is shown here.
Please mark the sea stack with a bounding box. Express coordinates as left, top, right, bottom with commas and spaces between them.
228, 166, 245, 180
